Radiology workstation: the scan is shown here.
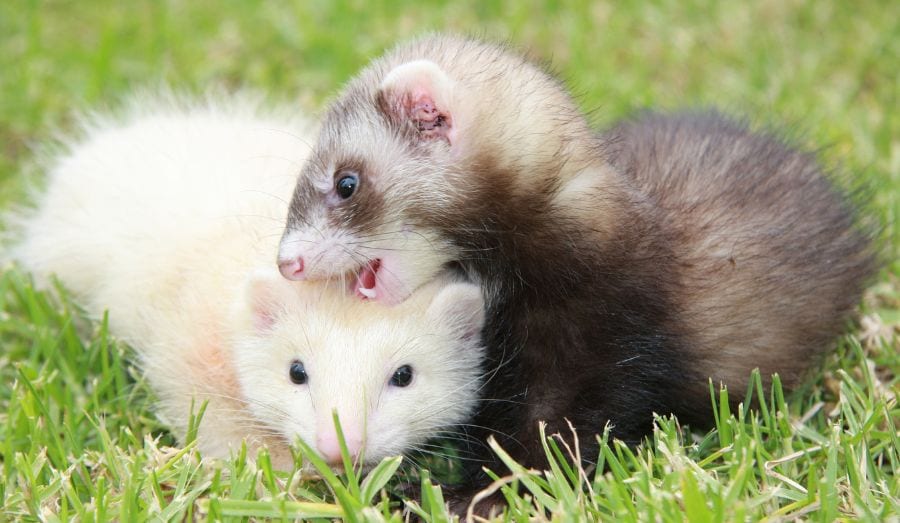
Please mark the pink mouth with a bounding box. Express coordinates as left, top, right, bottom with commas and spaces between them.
351, 259, 381, 300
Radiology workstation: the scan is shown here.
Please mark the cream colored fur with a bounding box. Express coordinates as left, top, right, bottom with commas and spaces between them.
12, 96, 485, 468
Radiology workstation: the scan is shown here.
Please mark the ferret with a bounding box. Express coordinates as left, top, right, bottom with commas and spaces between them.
10, 96, 486, 469
277, 34, 877, 494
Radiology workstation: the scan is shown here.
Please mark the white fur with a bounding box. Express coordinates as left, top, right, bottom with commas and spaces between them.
278, 206, 448, 305
235, 273, 485, 464
11, 96, 485, 468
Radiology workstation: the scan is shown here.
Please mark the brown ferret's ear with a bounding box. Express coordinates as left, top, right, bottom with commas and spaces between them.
377, 60, 457, 146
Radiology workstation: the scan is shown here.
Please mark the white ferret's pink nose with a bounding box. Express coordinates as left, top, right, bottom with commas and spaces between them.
316, 429, 363, 465
278, 256, 305, 280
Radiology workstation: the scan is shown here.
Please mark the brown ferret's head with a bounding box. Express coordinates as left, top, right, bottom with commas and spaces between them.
278, 35, 599, 304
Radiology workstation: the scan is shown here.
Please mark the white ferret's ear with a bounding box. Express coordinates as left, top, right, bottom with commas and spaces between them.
244, 269, 298, 332
377, 60, 457, 146
426, 281, 485, 342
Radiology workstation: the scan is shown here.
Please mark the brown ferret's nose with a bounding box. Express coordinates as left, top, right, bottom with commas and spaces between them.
278, 257, 305, 280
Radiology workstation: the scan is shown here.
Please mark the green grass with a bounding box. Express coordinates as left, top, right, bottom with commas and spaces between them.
1, 1, 897, 520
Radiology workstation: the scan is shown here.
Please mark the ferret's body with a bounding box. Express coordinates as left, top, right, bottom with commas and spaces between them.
604, 112, 874, 389
12, 97, 486, 467
17, 99, 310, 343
278, 35, 876, 493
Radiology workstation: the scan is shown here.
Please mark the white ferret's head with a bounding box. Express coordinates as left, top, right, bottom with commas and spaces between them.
278, 35, 595, 304
231, 270, 485, 468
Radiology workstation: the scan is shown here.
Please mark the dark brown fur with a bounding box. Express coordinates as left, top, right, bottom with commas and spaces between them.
281, 35, 877, 506
605, 112, 876, 394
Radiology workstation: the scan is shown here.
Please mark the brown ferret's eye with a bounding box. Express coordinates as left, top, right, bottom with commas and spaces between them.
389, 365, 413, 387
335, 171, 359, 199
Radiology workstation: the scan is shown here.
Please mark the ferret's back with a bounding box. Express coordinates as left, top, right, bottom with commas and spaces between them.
13, 99, 314, 336
605, 111, 875, 389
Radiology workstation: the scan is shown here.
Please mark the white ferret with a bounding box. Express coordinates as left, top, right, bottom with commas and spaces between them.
10, 96, 486, 468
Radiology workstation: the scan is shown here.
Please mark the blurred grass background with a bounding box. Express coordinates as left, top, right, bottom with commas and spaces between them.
1, 0, 897, 520
2, 1, 897, 257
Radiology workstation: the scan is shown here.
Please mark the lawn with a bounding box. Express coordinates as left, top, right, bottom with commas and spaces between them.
1, 1, 897, 520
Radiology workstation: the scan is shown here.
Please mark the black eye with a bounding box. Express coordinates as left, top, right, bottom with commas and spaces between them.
289, 360, 308, 385
335, 172, 359, 199
389, 365, 414, 387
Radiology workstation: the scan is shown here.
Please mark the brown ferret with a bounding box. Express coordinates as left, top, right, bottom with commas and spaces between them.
276, 35, 877, 500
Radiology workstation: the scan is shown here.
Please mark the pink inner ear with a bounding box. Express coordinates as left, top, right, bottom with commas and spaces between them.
406, 91, 452, 140
382, 89, 453, 145
378, 60, 456, 145
252, 302, 277, 331
248, 278, 281, 332
245, 270, 296, 333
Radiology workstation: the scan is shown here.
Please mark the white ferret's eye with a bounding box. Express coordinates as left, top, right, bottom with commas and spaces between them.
289, 360, 308, 385
389, 365, 414, 387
